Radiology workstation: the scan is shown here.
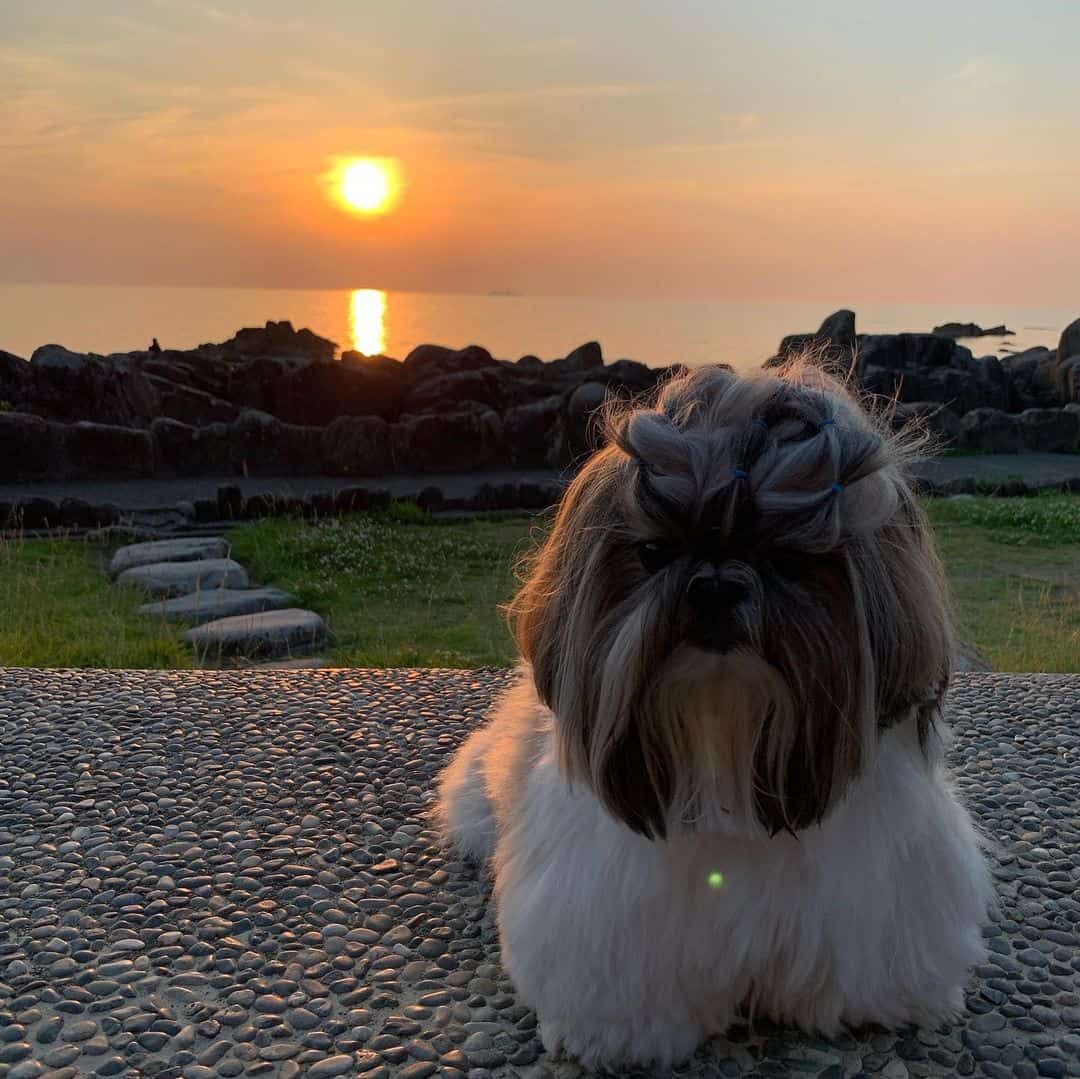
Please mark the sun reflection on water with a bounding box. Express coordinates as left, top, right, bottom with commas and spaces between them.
349, 288, 387, 356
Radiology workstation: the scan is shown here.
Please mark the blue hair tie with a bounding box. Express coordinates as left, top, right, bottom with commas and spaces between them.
819, 418, 836, 430
733, 468, 749, 481
830, 482, 844, 494
753, 418, 769, 432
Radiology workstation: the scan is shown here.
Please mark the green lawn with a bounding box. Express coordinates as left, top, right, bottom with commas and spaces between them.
227, 503, 536, 667
1, 494, 1077, 671
0, 535, 193, 668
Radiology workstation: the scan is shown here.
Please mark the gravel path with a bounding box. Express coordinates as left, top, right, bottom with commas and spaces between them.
0, 669, 1077, 1079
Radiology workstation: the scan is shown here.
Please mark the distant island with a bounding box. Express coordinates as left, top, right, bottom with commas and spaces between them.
932, 321, 1015, 339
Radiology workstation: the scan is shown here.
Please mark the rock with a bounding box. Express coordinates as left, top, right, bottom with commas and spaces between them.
116, 558, 249, 598
959, 408, 1022, 453
502, 397, 562, 468
560, 381, 609, 464
857, 333, 974, 372
391, 408, 505, 472
402, 344, 498, 379
213, 320, 337, 362
0, 412, 62, 481
59, 498, 118, 529
1057, 355, 1080, 404
27, 346, 158, 426
954, 641, 993, 672
774, 309, 856, 368
320, 415, 393, 476
1057, 316, 1080, 366
63, 421, 155, 479
595, 358, 664, 395
228, 410, 323, 475
271, 359, 408, 426
0, 350, 28, 407
554, 341, 603, 373
145, 375, 239, 426
890, 401, 962, 445
1017, 407, 1080, 452
8, 497, 60, 529
402, 368, 554, 415
184, 608, 328, 659
151, 418, 233, 475
932, 322, 1014, 338
109, 537, 230, 578
1000, 348, 1060, 409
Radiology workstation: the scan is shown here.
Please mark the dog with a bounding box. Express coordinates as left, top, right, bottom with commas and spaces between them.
437, 360, 993, 1069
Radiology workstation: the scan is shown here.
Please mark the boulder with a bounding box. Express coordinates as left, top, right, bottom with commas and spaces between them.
320, 415, 392, 476
0, 412, 63, 481
151, 418, 233, 475
1000, 348, 1060, 409
889, 401, 962, 445
959, 408, 1022, 453
63, 422, 155, 479
402, 344, 498, 380
270, 360, 408, 425
228, 410, 323, 475
1057, 355, 1080, 404
502, 396, 563, 468
774, 309, 857, 368
0, 350, 28, 408
10, 497, 60, 529
1057, 316, 1080, 366
212, 320, 336, 362
561, 381, 610, 464
109, 536, 230, 578
145, 375, 239, 426
116, 558, 249, 598
391, 408, 505, 472
1017, 408, 1080, 452
58, 498, 119, 529
27, 346, 159, 426
553, 341, 604, 373
184, 608, 328, 659
402, 367, 555, 415
139, 587, 295, 625
856, 333, 974, 372
594, 359, 664, 396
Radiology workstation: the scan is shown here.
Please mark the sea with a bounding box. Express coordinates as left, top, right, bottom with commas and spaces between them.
0, 284, 1071, 373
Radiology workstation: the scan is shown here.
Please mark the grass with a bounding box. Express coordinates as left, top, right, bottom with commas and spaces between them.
0, 533, 193, 668
0, 494, 1076, 672
926, 495, 1080, 673
227, 502, 538, 667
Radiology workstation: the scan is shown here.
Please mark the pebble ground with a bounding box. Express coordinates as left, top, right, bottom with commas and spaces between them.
0, 669, 1077, 1079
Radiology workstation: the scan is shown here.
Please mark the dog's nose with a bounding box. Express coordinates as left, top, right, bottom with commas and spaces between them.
686, 572, 749, 613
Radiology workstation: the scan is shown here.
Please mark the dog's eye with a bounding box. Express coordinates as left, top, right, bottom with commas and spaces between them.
639, 542, 676, 574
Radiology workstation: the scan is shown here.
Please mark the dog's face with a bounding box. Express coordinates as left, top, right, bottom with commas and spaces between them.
511, 362, 952, 839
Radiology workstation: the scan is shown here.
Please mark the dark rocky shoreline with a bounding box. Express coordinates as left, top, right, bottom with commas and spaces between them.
1, 310, 1078, 492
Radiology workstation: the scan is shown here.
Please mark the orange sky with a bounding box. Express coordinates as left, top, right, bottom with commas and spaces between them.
3, 1, 1079, 303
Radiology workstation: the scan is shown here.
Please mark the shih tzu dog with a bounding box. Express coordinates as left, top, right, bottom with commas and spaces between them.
437, 361, 993, 1069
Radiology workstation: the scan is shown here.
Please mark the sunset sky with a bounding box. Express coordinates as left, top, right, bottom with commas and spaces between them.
3, 1, 1079, 303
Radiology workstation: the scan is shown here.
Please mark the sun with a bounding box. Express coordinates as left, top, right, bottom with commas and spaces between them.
334, 157, 399, 215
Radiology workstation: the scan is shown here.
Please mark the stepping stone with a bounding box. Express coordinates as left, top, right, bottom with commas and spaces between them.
184, 609, 328, 659
138, 587, 296, 625
109, 536, 228, 578
116, 558, 248, 598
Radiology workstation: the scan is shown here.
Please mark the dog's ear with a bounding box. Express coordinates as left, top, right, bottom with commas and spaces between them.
867, 486, 953, 736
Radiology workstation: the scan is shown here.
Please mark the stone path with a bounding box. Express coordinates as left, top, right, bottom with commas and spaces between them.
110, 536, 328, 666
0, 669, 1076, 1079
